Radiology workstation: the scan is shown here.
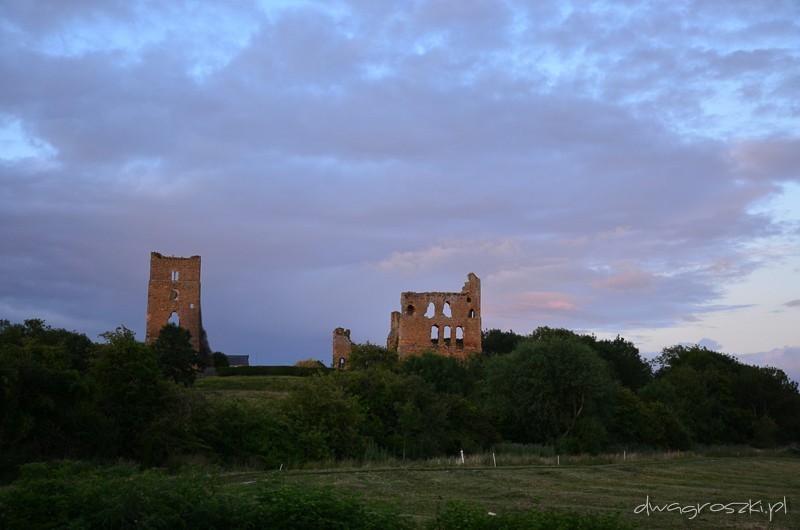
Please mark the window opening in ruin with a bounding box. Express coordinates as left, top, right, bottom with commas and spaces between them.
406, 304, 415, 315
168, 311, 180, 326
170, 289, 178, 300
467, 297, 471, 303
339, 357, 345, 370
425, 302, 435, 317
469, 309, 475, 318
190, 303, 195, 310
443, 326, 451, 346
430, 325, 439, 345
171, 270, 179, 281
456, 326, 464, 348
443, 302, 452, 317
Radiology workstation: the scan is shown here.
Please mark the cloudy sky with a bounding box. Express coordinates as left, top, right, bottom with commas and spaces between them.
1, 1, 798, 379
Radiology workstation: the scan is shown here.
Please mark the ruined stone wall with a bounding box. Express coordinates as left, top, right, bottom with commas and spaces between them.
387, 273, 481, 359
145, 252, 203, 351
332, 327, 352, 370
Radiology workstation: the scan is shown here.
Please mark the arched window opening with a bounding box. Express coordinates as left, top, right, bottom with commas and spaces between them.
338, 357, 345, 370
189, 303, 195, 310
430, 325, 439, 345
171, 270, 180, 281
406, 304, 415, 315
170, 289, 178, 301
443, 302, 452, 317
168, 311, 180, 326
456, 327, 464, 348
469, 309, 475, 319
443, 326, 451, 346
425, 302, 435, 318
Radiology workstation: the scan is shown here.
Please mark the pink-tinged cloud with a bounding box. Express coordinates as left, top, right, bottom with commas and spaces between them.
371, 238, 521, 275
591, 268, 655, 291
786, 299, 800, 308
739, 346, 800, 385
730, 139, 800, 182
492, 291, 581, 320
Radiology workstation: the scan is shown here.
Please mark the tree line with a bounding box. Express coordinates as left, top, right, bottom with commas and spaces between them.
1, 319, 798, 471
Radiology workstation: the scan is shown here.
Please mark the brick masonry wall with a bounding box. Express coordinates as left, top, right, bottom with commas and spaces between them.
145, 252, 203, 351
332, 327, 352, 369
388, 273, 481, 359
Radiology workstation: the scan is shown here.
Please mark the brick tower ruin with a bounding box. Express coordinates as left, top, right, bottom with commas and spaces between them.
387, 273, 481, 359
332, 327, 352, 370
145, 252, 205, 352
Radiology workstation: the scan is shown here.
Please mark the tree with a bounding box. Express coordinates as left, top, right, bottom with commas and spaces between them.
98, 325, 138, 346
348, 342, 398, 371
481, 329, 523, 355
593, 336, 652, 390
527, 326, 594, 346
89, 330, 165, 459
642, 345, 749, 444
0, 319, 100, 464
0, 321, 90, 463
732, 364, 800, 445
401, 351, 474, 395
484, 337, 613, 450
279, 375, 366, 460
151, 323, 200, 386
212, 351, 229, 368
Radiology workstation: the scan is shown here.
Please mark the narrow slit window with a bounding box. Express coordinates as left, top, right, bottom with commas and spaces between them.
430, 325, 439, 345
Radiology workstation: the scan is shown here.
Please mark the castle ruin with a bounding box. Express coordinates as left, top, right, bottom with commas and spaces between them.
145, 252, 207, 352
332, 327, 352, 370
387, 273, 481, 359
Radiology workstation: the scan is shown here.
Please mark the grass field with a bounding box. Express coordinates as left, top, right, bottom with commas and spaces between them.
193, 375, 797, 527
194, 375, 307, 400
222, 453, 798, 529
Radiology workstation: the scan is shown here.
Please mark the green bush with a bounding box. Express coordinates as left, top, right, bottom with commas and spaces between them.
200, 396, 296, 467
254, 484, 411, 529
0, 462, 411, 530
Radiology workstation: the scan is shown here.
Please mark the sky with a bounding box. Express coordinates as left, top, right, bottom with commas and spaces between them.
1, 0, 798, 380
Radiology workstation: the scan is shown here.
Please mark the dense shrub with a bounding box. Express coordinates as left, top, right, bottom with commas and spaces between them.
0, 462, 410, 530
3, 319, 799, 469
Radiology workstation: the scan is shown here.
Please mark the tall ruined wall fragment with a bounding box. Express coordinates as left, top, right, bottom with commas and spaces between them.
145, 252, 203, 351
387, 273, 481, 359
332, 327, 352, 370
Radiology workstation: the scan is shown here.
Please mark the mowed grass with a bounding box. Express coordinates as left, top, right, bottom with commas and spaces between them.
225, 455, 799, 529
197, 375, 797, 527
194, 375, 306, 400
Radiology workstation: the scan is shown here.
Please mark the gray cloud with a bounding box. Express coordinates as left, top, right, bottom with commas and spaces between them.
1, 0, 798, 368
